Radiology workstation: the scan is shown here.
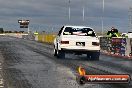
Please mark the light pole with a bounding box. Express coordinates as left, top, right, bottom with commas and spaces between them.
129, 0, 132, 31
69, 0, 71, 21
82, 0, 85, 22
101, 0, 104, 36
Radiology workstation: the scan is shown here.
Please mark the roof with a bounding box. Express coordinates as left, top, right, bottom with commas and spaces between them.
64, 25, 93, 29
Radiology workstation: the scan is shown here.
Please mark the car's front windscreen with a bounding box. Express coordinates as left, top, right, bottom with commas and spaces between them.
63, 27, 96, 36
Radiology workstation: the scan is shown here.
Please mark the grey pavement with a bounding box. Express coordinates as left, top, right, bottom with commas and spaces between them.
0, 36, 131, 88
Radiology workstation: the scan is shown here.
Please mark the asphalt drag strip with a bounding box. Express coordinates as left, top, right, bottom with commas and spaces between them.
0, 37, 81, 88
20, 38, 132, 88
0, 51, 5, 88
0, 36, 131, 88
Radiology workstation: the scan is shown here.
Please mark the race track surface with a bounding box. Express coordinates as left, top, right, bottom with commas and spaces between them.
0, 36, 131, 88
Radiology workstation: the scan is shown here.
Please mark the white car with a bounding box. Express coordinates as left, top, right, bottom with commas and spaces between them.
54, 26, 100, 60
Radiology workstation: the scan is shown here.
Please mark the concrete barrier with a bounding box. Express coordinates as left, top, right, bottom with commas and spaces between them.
3, 33, 36, 40
22, 34, 35, 40
0, 33, 29, 38
37, 33, 56, 44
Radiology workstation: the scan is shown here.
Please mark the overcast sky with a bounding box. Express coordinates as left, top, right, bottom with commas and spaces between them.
0, 0, 131, 32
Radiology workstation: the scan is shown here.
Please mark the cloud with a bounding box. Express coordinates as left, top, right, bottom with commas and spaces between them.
0, 0, 131, 32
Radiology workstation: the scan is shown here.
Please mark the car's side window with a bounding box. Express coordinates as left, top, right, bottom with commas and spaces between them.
58, 26, 64, 36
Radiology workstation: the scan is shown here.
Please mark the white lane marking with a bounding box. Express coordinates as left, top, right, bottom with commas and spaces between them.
0, 79, 4, 84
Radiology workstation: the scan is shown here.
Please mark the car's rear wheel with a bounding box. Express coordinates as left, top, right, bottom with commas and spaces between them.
87, 52, 91, 59
91, 52, 100, 60
54, 48, 57, 56
54, 45, 57, 56
87, 51, 100, 60
57, 49, 65, 59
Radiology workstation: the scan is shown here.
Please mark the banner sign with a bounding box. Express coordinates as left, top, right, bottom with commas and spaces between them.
18, 20, 30, 28
100, 37, 127, 56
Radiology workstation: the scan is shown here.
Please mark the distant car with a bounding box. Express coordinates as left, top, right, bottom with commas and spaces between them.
54, 26, 100, 60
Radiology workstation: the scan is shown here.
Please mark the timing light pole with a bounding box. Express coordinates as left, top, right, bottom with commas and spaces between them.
69, 0, 71, 21
82, 1, 85, 22
101, 0, 104, 36
129, 0, 132, 31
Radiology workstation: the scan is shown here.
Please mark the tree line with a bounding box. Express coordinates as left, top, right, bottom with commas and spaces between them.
0, 28, 24, 33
